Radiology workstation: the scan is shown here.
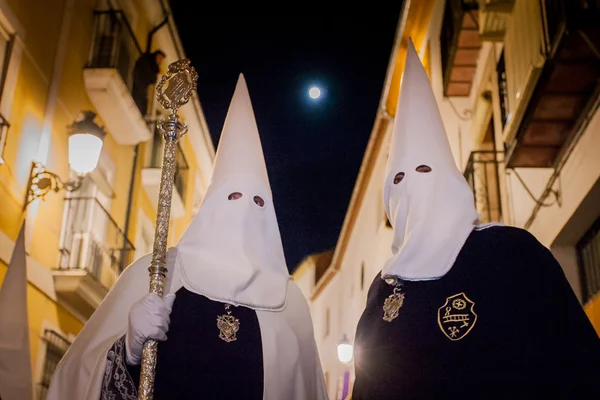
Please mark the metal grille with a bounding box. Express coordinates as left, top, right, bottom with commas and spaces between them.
58, 197, 135, 282
577, 216, 600, 303
464, 151, 503, 223
496, 51, 510, 129
87, 10, 141, 90
38, 329, 71, 400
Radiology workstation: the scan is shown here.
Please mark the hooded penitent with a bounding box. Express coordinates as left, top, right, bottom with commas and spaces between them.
46, 74, 328, 400
176, 74, 291, 310
382, 39, 478, 281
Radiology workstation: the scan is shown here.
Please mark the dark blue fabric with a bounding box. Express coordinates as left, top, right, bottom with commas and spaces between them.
351, 226, 600, 399
124, 288, 264, 399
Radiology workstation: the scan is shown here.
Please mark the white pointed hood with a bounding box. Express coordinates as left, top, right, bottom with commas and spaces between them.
0, 222, 33, 400
176, 74, 290, 310
382, 40, 478, 281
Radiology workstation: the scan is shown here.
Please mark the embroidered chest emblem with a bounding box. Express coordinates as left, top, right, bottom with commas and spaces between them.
383, 291, 405, 322
217, 304, 240, 343
382, 279, 405, 322
437, 292, 477, 341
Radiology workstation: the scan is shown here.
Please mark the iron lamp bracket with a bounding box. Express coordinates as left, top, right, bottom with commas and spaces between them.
24, 161, 83, 209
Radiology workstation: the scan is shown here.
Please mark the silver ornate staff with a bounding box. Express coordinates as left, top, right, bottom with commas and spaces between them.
138, 59, 198, 400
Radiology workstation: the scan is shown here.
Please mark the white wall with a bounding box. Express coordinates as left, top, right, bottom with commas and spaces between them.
520, 109, 600, 246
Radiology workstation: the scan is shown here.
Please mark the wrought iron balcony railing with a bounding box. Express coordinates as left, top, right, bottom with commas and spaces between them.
477, 0, 514, 41
38, 329, 71, 400
86, 10, 142, 91
464, 151, 503, 223
57, 197, 135, 286
578, 215, 600, 304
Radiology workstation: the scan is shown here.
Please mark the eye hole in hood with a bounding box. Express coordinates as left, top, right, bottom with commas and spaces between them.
393, 172, 405, 184
253, 196, 265, 207
228, 192, 243, 200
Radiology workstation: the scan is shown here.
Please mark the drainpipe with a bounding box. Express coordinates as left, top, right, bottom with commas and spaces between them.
121, 143, 139, 270
121, 20, 168, 269
146, 16, 168, 53
157, 0, 184, 59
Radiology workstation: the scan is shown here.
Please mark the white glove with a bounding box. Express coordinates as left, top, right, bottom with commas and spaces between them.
125, 293, 176, 366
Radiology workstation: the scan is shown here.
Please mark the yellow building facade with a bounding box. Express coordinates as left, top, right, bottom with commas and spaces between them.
0, 0, 214, 398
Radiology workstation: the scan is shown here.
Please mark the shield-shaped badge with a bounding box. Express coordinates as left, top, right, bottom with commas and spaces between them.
437, 292, 477, 341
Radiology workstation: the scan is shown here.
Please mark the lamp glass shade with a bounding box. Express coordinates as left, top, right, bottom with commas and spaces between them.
337, 342, 353, 364
68, 133, 103, 174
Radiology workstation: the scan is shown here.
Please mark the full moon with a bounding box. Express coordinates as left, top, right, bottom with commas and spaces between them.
308, 86, 321, 99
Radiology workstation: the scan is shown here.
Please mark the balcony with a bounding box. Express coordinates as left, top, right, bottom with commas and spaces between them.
83, 10, 151, 145
477, 0, 514, 41
141, 124, 189, 219
38, 329, 71, 399
440, 0, 482, 97
0, 112, 10, 165
464, 151, 503, 223
53, 197, 135, 319
505, 0, 600, 168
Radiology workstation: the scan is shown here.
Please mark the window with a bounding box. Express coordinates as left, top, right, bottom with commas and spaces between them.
0, 21, 14, 102
0, 21, 14, 164
174, 145, 189, 204
577, 216, 600, 303
360, 262, 365, 291
87, 10, 139, 90
58, 162, 134, 287
496, 50, 510, 129
135, 210, 154, 259
0, 111, 9, 164
38, 329, 71, 400
463, 148, 503, 224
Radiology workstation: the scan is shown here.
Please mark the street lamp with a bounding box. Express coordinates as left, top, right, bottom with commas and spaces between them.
337, 334, 354, 364
24, 111, 106, 209
337, 334, 354, 400
67, 111, 106, 174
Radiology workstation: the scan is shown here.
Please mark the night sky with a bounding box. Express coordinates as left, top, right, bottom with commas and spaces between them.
166, 11, 402, 271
